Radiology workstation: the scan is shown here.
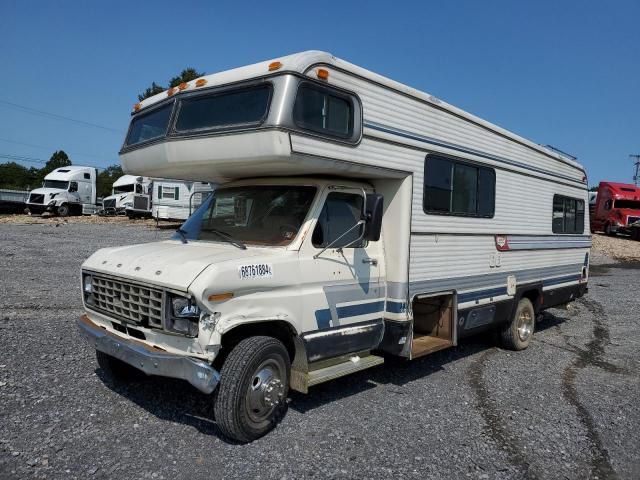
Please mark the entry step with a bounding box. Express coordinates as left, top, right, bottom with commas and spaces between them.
307, 354, 384, 387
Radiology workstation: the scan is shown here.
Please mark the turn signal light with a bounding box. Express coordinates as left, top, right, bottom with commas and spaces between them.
317, 68, 329, 80
167, 87, 176, 96
195, 78, 207, 87
268, 61, 282, 71
208, 292, 234, 302
178, 82, 188, 91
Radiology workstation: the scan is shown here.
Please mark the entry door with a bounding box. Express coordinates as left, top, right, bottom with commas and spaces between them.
299, 188, 385, 334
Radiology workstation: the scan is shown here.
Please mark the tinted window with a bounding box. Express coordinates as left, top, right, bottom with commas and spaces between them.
614, 199, 640, 209
424, 156, 495, 217
552, 195, 585, 234
84, 173, 91, 179
43, 180, 69, 190
174, 85, 271, 133
294, 83, 353, 138
126, 103, 172, 146
312, 192, 365, 248
69, 182, 78, 193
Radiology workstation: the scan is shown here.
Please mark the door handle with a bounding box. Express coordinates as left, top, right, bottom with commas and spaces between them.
362, 258, 378, 266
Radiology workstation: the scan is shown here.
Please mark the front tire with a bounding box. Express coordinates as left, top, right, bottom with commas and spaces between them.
501, 298, 535, 351
57, 203, 70, 217
214, 336, 290, 443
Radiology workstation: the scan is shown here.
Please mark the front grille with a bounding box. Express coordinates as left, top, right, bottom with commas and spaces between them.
133, 195, 149, 210
29, 194, 44, 204
627, 216, 640, 225
91, 275, 163, 327
103, 198, 116, 209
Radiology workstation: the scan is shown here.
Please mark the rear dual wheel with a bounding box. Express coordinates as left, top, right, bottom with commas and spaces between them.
214, 336, 290, 443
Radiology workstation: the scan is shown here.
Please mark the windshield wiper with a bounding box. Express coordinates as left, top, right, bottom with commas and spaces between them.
206, 228, 247, 250
176, 227, 189, 244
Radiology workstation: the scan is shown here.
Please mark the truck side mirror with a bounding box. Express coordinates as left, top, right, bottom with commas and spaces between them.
364, 194, 383, 241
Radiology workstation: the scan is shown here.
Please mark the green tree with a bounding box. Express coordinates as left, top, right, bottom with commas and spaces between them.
137, 82, 165, 101
41, 150, 72, 178
137, 68, 205, 102
96, 164, 125, 198
0, 162, 32, 189
168, 68, 205, 88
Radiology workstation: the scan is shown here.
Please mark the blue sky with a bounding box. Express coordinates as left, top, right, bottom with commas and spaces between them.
1, 0, 638, 186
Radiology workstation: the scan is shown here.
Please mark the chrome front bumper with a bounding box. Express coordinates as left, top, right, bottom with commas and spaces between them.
77, 315, 220, 394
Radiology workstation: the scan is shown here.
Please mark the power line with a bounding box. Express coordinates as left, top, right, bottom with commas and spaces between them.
0, 99, 123, 134
0, 137, 115, 162
0, 152, 109, 171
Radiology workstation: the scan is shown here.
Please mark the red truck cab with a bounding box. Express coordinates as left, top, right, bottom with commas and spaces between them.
591, 182, 640, 235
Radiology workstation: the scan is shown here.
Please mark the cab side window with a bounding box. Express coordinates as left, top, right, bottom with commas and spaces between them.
69, 182, 78, 192
312, 192, 365, 248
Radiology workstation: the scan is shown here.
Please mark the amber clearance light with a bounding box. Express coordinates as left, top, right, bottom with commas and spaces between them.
208, 292, 234, 302
195, 78, 207, 87
133, 103, 142, 112
178, 82, 189, 91
317, 68, 329, 80
167, 87, 176, 97
268, 61, 282, 71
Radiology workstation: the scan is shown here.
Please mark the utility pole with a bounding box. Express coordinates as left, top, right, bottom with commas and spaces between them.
633, 154, 640, 186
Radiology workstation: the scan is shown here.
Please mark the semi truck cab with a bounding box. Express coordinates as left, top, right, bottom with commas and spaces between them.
26, 166, 97, 216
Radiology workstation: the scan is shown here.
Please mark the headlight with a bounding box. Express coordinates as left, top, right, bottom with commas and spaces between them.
171, 296, 200, 318
167, 294, 200, 337
82, 274, 95, 306
83, 275, 92, 293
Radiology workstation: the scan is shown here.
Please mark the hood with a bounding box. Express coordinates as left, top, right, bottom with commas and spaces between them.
82, 240, 268, 291
29, 187, 67, 196
103, 193, 132, 204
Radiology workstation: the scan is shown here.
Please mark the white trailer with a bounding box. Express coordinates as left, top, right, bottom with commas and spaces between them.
100, 175, 151, 215
26, 166, 97, 216
77, 51, 590, 442
151, 179, 213, 220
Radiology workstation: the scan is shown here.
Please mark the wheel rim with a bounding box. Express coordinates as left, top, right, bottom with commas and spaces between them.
245, 357, 286, 424
517, 308, 534, 342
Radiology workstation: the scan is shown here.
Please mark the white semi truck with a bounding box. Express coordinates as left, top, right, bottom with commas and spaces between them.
26, 166, 97, 216
77, 52, 590, 442
100, 175, 151, 215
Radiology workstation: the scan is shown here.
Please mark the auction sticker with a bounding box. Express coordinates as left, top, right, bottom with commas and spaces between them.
238, 263, 273, 280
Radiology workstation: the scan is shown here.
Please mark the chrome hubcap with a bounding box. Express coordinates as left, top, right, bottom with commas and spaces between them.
517, 309, 534, 342
246, 360, 285, 423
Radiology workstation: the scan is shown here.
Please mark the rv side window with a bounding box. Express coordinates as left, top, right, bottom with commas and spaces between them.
293, 83, 354, 139
84, 173, 91, 180
312, 192, 365, 248
552, 195, 585, 234
423, 156, 495, 217
159, 186, 179, 200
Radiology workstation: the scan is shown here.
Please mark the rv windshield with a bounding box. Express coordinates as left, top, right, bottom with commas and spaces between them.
174, 185, 317, 246
43, 180, 69, 190
113, 184, 135, 194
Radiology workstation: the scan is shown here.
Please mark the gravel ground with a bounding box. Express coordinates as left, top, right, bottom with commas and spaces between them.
0, 223, 638, 479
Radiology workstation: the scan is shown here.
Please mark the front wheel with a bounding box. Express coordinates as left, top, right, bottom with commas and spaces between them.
214, 336, 290, 443
500, 298, 535, 351
57, 203, 70, 217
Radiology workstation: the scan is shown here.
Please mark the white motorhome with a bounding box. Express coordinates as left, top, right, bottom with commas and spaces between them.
151, 179, 213, 220
77, 52, 590, 442
26, 166, 97, 216
101, 175, 151, 215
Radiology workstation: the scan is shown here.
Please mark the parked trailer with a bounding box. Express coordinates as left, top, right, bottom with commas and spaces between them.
0, 188, 29, 214
77, 51, 590, 442
25, 166, 98, 216
590, 182, 640, 235
100, 175, 151, 216
151, 179, 213, 221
